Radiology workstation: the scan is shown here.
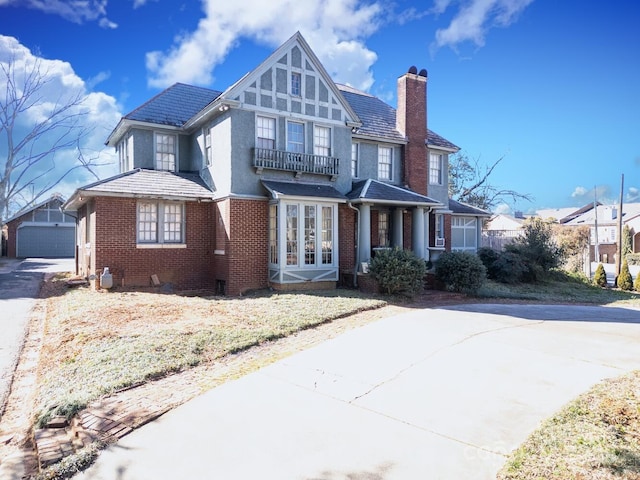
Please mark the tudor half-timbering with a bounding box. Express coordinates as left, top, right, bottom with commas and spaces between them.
63, 32, 489, 295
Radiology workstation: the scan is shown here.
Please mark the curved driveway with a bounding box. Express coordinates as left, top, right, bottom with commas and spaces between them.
0, 258, 74, 414
77, 302, 640, 480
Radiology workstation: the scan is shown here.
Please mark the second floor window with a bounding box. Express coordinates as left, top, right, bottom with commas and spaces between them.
204, 127, 212, 166
257, 116, 275, 149
155, 133, 176, 171
351, 143, 359, 177
429, 153, 443, 185
314, 125, 331, 157
378, 146, 392, 181
287, 121, 304, 153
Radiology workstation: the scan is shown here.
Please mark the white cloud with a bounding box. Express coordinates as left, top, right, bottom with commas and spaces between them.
571, 186, 588, 198
0, 0, 117, 28
627, 187, 639, 202
0, 36, 121, 211
146, 0, 384, 91
494, 202, 511, 214
431, 0, 534, 53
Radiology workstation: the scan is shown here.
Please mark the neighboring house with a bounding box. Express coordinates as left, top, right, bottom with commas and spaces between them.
482, 213, 526, 250
63, 32, 489, 295
3, 194, 75, 258
565, 203, 640, 263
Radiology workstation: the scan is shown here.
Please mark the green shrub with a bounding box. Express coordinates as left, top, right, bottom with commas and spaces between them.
593, 263, 608, 287
617, 259, 633, 291
506, 218, 563, 282
634, 269, 640, 292
627, 253, 640, 266
491, 250, 529, 284
368, 247, 426, 296
435, 251, 486, 293
477, 247, 499, 278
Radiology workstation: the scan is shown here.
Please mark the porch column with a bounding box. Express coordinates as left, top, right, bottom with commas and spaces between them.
424, 208, 430, 260
392, 207, 404, 248
412, 206, 426, 259
359, 203, 372, 264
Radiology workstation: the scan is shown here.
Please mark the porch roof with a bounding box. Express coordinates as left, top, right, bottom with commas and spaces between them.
449, 198, 492, 217
261, 180, 347, 202
63, 169, 215, 211
346, 179, 442, 207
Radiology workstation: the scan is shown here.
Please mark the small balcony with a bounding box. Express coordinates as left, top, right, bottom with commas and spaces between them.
253, 147, 339, 179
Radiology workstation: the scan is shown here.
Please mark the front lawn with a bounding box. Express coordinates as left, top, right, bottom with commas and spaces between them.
34, 279, 386, 426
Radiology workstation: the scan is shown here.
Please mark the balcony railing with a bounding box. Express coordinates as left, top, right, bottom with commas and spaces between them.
253, 147, 339, 177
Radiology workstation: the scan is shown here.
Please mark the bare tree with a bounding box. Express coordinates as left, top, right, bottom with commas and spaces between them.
448, 153, 533, 211
0, 54, 104, 220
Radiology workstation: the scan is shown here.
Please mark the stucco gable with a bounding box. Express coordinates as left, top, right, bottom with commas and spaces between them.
219, 32, 361, 127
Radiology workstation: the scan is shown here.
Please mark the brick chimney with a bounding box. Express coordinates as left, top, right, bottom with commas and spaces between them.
396, 66, 428, 195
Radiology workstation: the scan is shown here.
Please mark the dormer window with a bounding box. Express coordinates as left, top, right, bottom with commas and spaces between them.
291, 72, 301, 96
155, 133, 176, 171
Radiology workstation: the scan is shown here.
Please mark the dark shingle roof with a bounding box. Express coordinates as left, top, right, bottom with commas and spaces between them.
449, 198, 491, 216
125, 83, 222, 127
78, 169, 214, 199
338, 86, 405, 142
337, 84, 459, 151
347, 179, 441, 206
428, 130, 459, 151
262, 181, 346, 200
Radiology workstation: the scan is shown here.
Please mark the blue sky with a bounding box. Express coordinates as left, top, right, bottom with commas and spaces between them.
1, 0, 638, 215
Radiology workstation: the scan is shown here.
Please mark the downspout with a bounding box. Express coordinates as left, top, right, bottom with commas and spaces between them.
347, 201, 360, 287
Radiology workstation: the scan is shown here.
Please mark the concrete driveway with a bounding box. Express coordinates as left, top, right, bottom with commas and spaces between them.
76, 303, 640, 480
0, 258, 74, 414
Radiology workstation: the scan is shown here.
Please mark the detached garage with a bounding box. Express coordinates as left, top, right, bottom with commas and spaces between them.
3, 194, 76, 258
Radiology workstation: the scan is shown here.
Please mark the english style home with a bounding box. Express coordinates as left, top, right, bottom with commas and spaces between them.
63, 32, 489, 295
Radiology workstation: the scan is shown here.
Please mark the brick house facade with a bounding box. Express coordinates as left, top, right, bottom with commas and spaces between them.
63, 32, 489, 295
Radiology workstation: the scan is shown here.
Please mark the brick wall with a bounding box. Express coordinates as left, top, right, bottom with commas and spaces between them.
338, 204, 356, 274
225, 197, 269, 296
397, 71, 428, 196
92, 196, 215, 291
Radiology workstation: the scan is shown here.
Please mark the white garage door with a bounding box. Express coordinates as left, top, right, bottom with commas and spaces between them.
16, 225, 75, 258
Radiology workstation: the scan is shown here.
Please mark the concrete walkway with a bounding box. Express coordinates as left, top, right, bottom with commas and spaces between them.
0, 258, 74, 414
76, 303, 640, 480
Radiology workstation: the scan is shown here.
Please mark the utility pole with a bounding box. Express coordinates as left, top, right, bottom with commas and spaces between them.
593, 186, 599, 264
616, 174, 624, 277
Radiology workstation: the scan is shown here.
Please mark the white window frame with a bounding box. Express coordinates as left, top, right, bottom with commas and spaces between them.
291, 72, 302, 97
155, 133, 177, 171
435, 213, 445, 247
451, 216, 477, 252
204, 126, 212, 167
351, 142, 359, 178
429, 153, 443, 185
313, 125, 331, 157
117, 135, 132, 173
378, 211, 390, 247
281, 201, 337, 269
378, 145, 392, 181
137, 201, 185, 246
256, 115, 276, 150
287, 121, 305, 153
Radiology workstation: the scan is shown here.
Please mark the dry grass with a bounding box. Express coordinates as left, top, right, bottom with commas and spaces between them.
34, 278, 386, 426
498, 370, 640, 479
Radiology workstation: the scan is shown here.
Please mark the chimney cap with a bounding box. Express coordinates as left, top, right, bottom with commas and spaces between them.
419, 68, 428, 77
408, 66, 418, 74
